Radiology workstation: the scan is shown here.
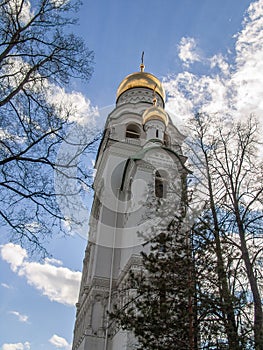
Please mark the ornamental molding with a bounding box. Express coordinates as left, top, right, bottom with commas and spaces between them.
117, 88, 164, 107
116, 255, 143, 287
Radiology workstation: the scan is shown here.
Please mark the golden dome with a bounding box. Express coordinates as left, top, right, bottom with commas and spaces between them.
142, 105, 168, 126
116, 71, 166, 102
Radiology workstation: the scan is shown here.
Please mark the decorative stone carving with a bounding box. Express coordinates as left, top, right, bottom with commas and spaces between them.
117, 88, 164, 107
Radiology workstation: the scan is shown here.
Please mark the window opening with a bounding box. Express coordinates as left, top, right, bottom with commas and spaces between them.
155, 171, 164, 198
126, 124, 140, 139
156, 129, 159, 138
92, 194, 101, 220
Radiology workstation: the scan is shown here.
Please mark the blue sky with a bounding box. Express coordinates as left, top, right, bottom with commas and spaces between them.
1, 0, 263, 349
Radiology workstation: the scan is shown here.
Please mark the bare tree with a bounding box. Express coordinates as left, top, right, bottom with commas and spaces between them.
188, 113, 263, 349
188, 115, 242, 349
0, 0, 97, 253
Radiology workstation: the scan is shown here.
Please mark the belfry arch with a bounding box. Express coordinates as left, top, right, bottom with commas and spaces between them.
125, 123, 141, 139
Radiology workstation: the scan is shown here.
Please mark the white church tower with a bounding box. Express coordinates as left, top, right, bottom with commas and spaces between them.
72, 61, 188, 350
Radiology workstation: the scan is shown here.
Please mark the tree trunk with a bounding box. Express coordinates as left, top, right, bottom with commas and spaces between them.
204, 154, 241, 350
233, 200, 263, 349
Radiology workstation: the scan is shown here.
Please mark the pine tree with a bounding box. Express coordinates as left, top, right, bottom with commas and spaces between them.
111, 216, 196, 350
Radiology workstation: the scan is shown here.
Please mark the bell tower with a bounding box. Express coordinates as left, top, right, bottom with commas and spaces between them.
72, 62, 188, 350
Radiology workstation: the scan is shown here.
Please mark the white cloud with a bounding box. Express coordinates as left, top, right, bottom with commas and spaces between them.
164, 71, 229, 124
46, 85, 99, 124
9, 311, 29, 323
1, 342, 30, 350
210, 53, 230, 76
2, 58, 97, 126
1, 283, 12, 289
164, 0, 263, 123
7, 0, 32, 24
0, 244, 81, 306
231, 0, 263, 118
0, 244, 27, 272
0, 128, 26, 144
44, 257, 63, 266
178, 37, 201, 67
50, 0, 70, 7
19, 261, 81, 305
49, 335, 71, 350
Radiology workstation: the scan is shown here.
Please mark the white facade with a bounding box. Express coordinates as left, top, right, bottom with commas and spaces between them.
72, 68, 188, 350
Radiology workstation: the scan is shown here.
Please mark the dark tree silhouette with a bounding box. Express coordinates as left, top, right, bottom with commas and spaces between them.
0, 0, 97, 253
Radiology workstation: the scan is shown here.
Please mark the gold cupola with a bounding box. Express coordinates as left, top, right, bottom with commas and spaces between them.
116, 62, 166, 103
142, 104, 169, 126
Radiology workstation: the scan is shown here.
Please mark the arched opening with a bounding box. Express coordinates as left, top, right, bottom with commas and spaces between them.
155, 170, 168, 199
126, 124, 140, 139
155, 171, 164, 198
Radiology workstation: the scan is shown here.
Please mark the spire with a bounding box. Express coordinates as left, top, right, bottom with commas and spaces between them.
116, 56, 166, 103
140, 51, 145, 72
153, 84, 157, 106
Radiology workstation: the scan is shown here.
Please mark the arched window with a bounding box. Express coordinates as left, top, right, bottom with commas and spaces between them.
155, 170, 168, 199
155, 171, 164, 198
126, 124, 140, 139
92, 194, 101, 220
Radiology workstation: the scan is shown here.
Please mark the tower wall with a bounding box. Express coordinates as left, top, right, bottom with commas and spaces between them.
72, 73, 188, 350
